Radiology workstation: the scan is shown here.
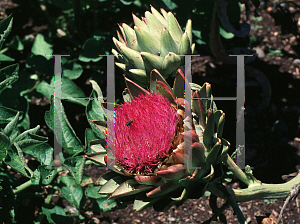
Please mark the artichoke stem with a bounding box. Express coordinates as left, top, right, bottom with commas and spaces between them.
207, 172, 300, 202
222, 154, 258, 186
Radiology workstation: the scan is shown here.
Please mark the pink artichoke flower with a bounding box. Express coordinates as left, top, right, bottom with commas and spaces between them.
107, 91, 178, 175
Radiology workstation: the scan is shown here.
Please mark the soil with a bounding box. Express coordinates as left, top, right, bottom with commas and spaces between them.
2, 0, 300, 223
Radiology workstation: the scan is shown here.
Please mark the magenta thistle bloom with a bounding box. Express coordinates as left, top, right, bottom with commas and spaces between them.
107, 92, 178, 174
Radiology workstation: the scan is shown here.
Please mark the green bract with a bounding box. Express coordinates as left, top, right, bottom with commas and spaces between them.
112, 5, 195, 87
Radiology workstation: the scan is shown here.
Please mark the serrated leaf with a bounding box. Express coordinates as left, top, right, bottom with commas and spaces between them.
81, 173, 93, 187
0, 132, 9, 163
31, 165, 57, 185
31, 168, 41, 185
39, 165, 58, 185
3, 112, 19, 138
86, 186, 106, 199
0, 64, 19, 94
62, 58, 83, 80
96, 196, 118, 212
25, 143, 53, 166
41, 204, 74, 224
89, 80, 103, 100
16, 137, 47, 152
4, 148, 30, 177
45, 96, 83, 156
63, 156, 86, 184
36, 76, 87, 106
0, 106, 19, 124
13, 125, 40, 142
13, 142, 33, 177
18, 114, 29, 130
59, 174, 84, 209
0, 14, 13, 50
31, 34, 53, 56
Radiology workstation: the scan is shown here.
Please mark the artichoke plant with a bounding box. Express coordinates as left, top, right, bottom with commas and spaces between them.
85, 68, 230, 212
112, 5, 195, 87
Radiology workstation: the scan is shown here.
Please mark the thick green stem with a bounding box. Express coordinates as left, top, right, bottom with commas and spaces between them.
207, 173, 300, 202
13, 168, 63, 194
13, 180, 32, 194
222, 154, 258, 186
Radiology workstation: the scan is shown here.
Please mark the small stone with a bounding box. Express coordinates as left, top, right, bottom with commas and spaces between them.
246, 217, 252, 223
293, 59, 300, 66
168, 217, 176, 222
254, 47, 265, 58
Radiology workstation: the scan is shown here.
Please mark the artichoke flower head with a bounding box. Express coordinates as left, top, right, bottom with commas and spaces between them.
85, 69, 230, 212
110, 91, 178, 175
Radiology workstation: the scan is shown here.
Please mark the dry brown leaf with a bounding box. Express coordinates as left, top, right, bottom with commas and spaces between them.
261, 214, 277, 224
